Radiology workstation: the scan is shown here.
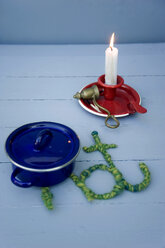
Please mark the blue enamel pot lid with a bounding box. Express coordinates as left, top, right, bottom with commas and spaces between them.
5, 122, 80, 172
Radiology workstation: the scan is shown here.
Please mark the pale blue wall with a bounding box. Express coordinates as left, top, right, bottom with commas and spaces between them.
0, 0, 165, 44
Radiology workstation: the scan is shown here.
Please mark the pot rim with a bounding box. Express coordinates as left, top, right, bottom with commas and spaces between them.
5, 143, 80, 173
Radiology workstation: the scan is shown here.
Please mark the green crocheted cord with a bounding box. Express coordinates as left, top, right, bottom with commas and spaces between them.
41, 131, 151, 209
70, 131, 151, 201
41, 187, 54, 210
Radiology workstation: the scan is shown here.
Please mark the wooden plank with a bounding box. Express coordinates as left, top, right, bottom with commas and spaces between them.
1, 43, 165, 57
0, 75, 165, 100
0, 204, 164, 248
0, 99, 164, 161
0, 160, 164, 207
0, 44, 165, 77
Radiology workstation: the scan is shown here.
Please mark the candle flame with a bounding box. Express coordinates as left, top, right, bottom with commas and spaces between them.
109, 33, 115, 49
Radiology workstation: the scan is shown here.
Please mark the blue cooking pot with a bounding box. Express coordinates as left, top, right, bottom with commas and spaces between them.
5, 122, 80, 188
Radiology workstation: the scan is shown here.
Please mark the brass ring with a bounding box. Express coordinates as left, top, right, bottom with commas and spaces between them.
105, 115, 120, 129
93, 97, 120, 129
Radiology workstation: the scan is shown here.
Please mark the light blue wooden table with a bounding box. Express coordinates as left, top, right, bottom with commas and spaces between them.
0, 43, 165, 248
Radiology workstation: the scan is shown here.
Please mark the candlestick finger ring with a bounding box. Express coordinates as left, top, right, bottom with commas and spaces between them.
105, 115, 120, 129
92, 97, 120, 129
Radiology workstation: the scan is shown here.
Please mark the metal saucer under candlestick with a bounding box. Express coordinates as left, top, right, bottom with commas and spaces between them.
73, 74, 147, 129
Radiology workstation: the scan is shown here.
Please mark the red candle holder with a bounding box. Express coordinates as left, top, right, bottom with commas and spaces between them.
98, 74, 124, 100
76, 74, 147, 117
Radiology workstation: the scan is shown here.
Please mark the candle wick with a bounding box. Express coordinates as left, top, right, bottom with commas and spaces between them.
110, 46, 113, 51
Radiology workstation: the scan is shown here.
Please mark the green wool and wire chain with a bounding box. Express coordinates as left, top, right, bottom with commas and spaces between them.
41, 131, 151, 209
70, 131, 151, 201
41, 187, 54, 210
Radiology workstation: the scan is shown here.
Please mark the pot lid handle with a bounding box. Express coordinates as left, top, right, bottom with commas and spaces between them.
34, 129, 53, 151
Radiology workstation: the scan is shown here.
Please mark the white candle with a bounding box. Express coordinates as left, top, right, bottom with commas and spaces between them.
105, 33, 118, 85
